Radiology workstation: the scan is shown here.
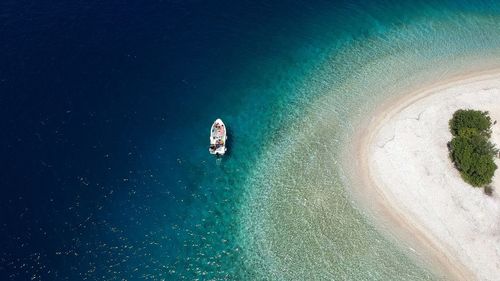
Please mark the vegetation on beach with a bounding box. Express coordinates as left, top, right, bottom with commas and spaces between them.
448, 109, 498, 188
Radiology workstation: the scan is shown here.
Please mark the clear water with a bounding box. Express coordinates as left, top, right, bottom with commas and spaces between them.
239, 13, 500, 280
2, 0, 500, 280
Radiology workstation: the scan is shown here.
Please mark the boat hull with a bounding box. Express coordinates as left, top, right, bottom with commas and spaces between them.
209, 118, 227, 155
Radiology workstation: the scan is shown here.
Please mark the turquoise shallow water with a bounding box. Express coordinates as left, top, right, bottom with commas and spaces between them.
162, 2, 500, 280
3, 1, 500, 280
237, 6, 500, 281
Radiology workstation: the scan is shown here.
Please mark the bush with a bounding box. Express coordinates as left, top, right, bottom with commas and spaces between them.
449, 109, 492, 137
448, 109, 498, 187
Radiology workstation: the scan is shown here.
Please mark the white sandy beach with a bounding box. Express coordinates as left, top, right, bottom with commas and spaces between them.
357, 73, 500, 281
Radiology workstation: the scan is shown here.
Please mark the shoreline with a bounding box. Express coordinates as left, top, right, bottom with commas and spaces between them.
349, 70, 500, 280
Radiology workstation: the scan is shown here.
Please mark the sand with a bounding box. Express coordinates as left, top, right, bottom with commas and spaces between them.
355, 72, 500, 281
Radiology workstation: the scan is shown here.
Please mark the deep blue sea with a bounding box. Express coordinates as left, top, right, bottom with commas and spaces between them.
2, 0, 500, 280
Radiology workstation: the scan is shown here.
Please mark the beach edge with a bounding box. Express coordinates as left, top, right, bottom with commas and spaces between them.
348, 70, 500, 281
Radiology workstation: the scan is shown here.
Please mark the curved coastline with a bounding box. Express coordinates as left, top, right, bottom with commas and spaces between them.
240, 11, 500, 278
352, 71, 500, 280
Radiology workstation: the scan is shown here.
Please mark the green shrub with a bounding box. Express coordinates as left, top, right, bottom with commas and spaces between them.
449, 109, 492, 137
448, 109, 498, 187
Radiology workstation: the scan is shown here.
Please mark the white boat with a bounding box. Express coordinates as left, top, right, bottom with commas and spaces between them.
209, 118, 227, 156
